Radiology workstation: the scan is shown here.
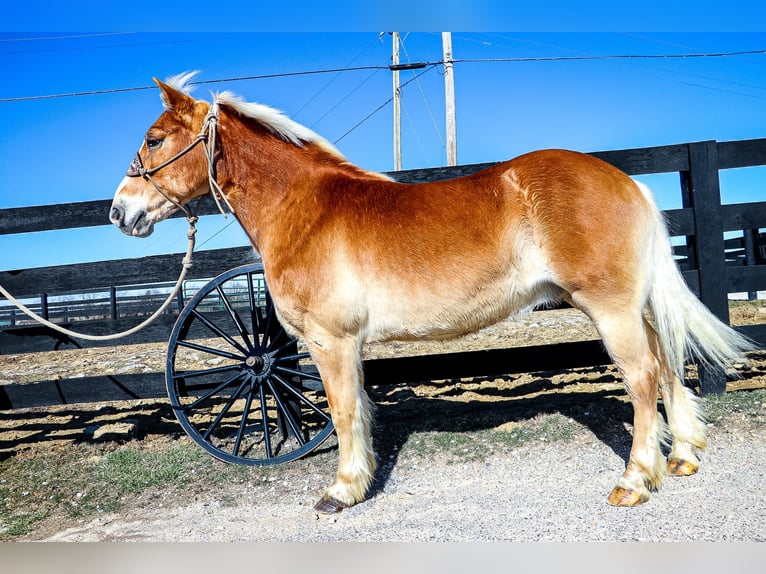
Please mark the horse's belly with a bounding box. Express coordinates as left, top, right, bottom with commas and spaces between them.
362, 269, 560, 343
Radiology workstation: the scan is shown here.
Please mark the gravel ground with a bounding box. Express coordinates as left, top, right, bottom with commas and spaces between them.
34, 423, 766, 542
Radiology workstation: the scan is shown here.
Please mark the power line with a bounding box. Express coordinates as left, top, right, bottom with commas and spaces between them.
3, 47, 764, 104
0, 65, 391, 103
0, 32, 136, 43
453, 48, 766, 64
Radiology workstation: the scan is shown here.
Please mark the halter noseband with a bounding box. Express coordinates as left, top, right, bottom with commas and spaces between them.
125, 104, 234, 218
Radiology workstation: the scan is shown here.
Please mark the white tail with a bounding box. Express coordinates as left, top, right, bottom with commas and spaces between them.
637, 181, 756, 379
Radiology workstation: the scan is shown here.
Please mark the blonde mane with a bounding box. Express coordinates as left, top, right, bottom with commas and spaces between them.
164, 71, 390, 179
213, 90, 347, 161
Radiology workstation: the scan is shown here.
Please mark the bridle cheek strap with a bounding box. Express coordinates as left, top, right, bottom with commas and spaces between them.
125, 104, 233, 218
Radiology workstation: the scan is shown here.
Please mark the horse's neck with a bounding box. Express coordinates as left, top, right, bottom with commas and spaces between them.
215, 120, 338, 256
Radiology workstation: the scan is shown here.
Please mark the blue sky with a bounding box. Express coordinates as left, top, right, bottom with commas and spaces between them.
2, 30, 766, 271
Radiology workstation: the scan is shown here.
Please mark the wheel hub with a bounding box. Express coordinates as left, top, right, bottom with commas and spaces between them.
245, 352, 272, 376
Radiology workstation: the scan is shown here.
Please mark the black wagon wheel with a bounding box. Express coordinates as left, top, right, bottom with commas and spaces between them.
165, 263, 334, 465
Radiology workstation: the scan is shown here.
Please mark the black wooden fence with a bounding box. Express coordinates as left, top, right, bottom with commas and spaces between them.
2, 138, 766, 409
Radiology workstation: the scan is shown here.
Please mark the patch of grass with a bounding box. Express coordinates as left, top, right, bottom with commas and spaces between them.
94, 443, 203, 495
0, 438, 274, 540
704, 388, 766, 426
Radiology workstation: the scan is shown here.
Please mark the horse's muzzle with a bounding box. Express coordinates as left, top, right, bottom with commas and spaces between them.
109, 198, 155, 237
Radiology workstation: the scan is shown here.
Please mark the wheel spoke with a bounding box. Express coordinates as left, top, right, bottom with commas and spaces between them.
201, 376, 250, 441
191, 309, 250, 355
181, 370, 246, 411
273, 351, 311, 363
177, 340, 244, 362
233, 382, 257, 457
173, 364, 241, 380
246, 273, 262, 348
216, 285, 254, 353
271, 372, 332, 422
274, 364, 323, 383
265, 321, 289, 350
267, 340, 303, 359
258, 295, 276, 353
258, 380, 273, 459
265, 377, 305, 446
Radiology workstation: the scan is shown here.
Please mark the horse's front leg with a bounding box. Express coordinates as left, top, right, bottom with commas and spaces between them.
305, 326, 376, 513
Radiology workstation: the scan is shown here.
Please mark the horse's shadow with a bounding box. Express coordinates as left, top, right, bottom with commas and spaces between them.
1, 366, 665, 499
362, 368, 643, 498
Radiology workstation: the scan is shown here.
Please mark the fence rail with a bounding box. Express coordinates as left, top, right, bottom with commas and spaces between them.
2, 138, 766, 409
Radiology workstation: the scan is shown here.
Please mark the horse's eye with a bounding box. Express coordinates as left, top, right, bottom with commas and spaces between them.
146, 137, 163, 150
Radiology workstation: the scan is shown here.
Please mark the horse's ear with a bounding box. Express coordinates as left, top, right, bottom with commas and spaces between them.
154, 78, 195, 121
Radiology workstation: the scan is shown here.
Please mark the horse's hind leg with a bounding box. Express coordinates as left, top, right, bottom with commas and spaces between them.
644, 318, 707, 476
573, 297, 667, 506
304, 326, 376, 513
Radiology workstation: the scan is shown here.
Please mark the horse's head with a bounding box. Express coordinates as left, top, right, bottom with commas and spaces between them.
110, 75, 213, 237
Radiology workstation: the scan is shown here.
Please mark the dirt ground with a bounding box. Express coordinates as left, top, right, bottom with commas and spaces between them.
2, 304, 766, 541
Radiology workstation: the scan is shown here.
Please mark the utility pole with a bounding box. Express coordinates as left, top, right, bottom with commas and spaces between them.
442, 32, 457, 166
392, 32, 402, 171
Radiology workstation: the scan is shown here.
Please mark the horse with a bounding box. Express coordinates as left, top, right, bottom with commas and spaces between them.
110, 72, 753, 514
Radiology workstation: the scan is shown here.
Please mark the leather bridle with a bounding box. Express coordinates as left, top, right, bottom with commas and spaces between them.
125, 103, 234, 218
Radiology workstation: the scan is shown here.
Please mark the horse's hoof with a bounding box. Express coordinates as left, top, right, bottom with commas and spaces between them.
667, 458, 699, 476
607, 486, 649, 507
314, 495, 348, 514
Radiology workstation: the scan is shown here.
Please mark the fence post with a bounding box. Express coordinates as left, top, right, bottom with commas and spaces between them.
40, 293, 49, 321
681, 141, 729, 395
176, 288, 185, 315
744, 229, 758, 300
110, 286, 118, 320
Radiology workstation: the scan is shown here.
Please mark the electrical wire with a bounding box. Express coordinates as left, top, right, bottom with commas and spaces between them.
3, 48, 764, 104
452, 48, 766, 64
0, 32, 136, 43
0, 65, 392, 103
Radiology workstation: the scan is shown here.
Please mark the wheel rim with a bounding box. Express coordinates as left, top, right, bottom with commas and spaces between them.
166, 264, 334, 465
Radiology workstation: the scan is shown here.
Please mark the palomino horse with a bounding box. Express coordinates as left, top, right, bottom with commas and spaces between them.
110, 73, 752, 513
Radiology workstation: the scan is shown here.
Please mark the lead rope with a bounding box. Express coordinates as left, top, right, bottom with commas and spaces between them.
0, 216, 198, 342
202, 104, 235, 217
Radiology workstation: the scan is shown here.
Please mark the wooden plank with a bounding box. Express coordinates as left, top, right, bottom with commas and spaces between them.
0, 314, 180, 354
0, 206, 693, 297
737, 324, 766, 347
389, 143, 692, 184
389, 162, 498, 183
0, 200, 111, 236
0, 339, 612, 410
717, 138, 766, 170
591, 143, 690, 175
682, 270, 700, 296
664, 208, 695, 236
0, 246, 258, 296
721, 201, 766, 233
0, 195, 244, 236
364, 339, 611, 387
726, 265, 766, 294
0, 372, 167, 409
